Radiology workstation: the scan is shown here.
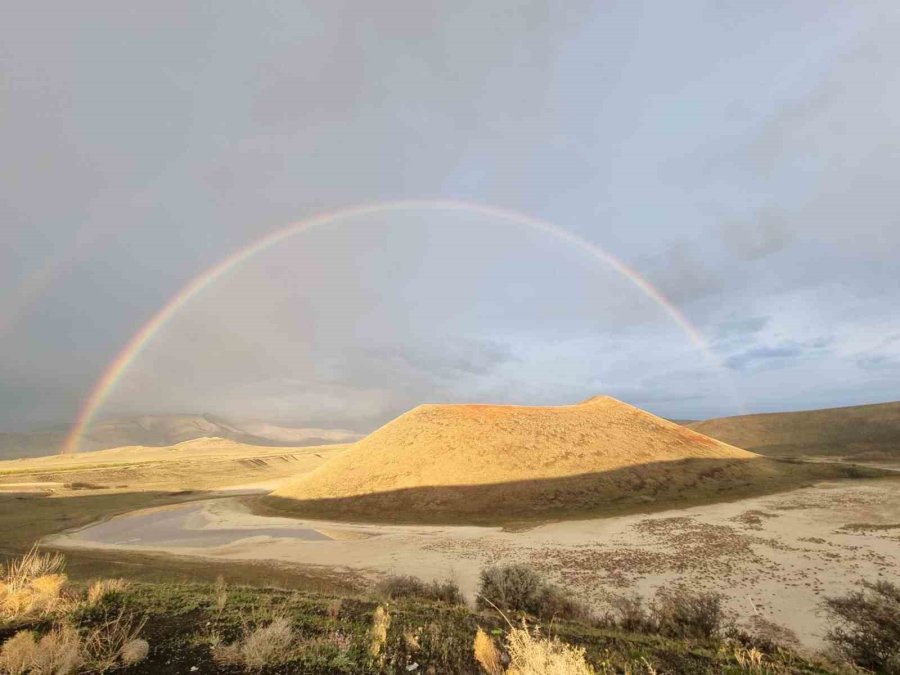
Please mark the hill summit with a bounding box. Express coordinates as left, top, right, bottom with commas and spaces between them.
263, 396, 837, 523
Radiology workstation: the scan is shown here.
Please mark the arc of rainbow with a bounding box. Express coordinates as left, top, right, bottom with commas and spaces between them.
62, 199, 742, 453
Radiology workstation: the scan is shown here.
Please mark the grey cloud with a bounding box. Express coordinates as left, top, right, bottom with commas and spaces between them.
725, 339, 831, 371
715, 316, 769, 340
369, 338, 517, 380
856, 354, 899, 371
645, 243, 724, 304
719, 209, 793, 260
2, 2, 899, 434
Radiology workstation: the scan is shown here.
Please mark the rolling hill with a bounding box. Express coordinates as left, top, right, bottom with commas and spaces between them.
688, 401, 900, 460
0, 436, 349, 492
264, 396, 865, 523
0, 414, 361, 460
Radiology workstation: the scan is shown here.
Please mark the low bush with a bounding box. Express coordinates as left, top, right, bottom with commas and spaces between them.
824, 579, 900, 674
216, 616, 295, 669
376, 575, 464, 605
604, 593, 652, 633
476, 565, 586, 621
598, 588, 725, 640
649, 587, 725, 640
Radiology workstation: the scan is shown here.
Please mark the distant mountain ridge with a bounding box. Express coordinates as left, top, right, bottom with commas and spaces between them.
0, 414, 361, 460
688, 400, 900, 460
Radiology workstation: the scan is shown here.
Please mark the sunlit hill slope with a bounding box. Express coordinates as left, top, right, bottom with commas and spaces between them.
264, 396, 861, 523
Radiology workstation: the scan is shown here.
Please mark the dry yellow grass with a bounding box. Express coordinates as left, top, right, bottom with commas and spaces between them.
505, 624, 595, 675
369, 605, 390, 661
474, 627, 503, 675
1, 548, 72, 622
274, 396, 755, 500
87, 578, 128, 606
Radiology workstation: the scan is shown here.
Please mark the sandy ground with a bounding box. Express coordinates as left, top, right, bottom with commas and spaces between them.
46, 476, 899, 651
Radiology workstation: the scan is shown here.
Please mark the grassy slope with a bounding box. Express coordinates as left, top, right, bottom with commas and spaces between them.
688, 401, 900, 459
0, 581, 843, 674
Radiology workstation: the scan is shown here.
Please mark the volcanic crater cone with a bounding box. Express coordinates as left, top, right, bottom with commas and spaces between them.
264, 396, 853, 523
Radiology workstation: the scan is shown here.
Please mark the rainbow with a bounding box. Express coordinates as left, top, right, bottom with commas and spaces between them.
62, 199, 741, 453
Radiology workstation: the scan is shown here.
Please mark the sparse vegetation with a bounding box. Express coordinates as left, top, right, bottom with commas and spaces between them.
0, 546, 868, 673
824, 579, 900, 674
477, 564, 586, 620
600, 588, 726, 640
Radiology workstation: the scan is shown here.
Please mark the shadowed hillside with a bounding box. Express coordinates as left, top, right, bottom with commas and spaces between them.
688, 401, 900, 460
264, 396, 870, 523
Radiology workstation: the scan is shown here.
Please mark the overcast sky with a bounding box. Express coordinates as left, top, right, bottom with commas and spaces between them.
2, 1, 898, 433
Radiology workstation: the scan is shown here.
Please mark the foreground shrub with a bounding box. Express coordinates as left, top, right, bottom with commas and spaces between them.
80, 610, 148, 672
0, 624, 83, 675
0, 613, 148, 674
212, 616, 296, 669
477, 565, 585, 620
0, 547, 71, 622
376, 575, 464, 605
211, 613, 355, 672
825, 579, 900, 674
650, 587, 724, 639
603, 593, 652, 633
